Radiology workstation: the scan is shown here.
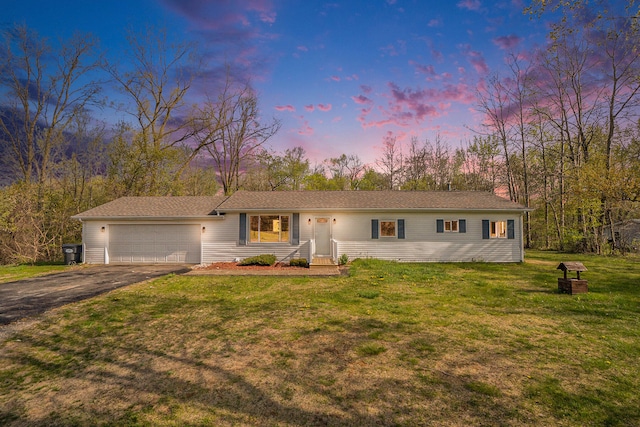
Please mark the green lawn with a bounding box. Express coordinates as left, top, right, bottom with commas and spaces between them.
1, 251, 639, 426
0, 264, 68, 284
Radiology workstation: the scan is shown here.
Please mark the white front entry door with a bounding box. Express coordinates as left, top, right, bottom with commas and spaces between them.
314, 217, 331, 257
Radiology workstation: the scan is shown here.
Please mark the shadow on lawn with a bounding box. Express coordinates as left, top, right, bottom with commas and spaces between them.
2, 322, 522, 426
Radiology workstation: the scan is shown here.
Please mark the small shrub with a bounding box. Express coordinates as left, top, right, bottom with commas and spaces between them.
289, 258, 308, 268
338, 253, 349, 265
238, 254, 276, 266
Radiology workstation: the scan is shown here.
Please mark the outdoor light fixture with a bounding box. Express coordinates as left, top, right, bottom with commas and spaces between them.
333, 218, 336, 224
101, 226, 105, 232
202, 226, 206, 233
308, 218, 312, 225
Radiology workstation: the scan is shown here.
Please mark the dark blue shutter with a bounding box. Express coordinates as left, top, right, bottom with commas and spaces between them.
436, 219, 444, 233
371, 219, 379, 239
292, 213, 300, 245
482, 220, 490, 239
459, 219, 466, 233
507, 219, 515, 239
239, 213, 247, 245
397, 219, 405, 239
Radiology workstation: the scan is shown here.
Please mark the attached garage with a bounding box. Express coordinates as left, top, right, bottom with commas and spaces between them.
108, 224, 201, 263
72, 196, 228, 265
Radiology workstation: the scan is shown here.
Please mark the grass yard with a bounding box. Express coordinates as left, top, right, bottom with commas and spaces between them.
1, 251, 639, 426
0, 264, 68, 284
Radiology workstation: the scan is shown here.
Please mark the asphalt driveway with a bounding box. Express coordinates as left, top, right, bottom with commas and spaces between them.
0, 265, 191, 325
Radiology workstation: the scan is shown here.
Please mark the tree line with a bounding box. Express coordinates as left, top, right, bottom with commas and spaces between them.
1, 1, 639, 263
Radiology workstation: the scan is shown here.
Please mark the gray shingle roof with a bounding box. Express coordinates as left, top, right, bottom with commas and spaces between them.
72, 196, 228, 218
73, 191, 527, 219
217, 190, 527, 211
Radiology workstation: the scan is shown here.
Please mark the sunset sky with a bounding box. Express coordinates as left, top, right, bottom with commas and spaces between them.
3, 0, 556, 165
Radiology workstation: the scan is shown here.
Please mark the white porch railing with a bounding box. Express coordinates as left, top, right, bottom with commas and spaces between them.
331, 239, 338, 262
309, 239, 315, 262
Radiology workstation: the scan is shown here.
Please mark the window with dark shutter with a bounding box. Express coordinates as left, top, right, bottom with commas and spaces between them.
292, 213, 300, 245
371, 219, 379, 239
507, 219, 515, 239
239, 213, 247, 245
459, 219, 466, 233
436, 219, 444, 233
482, 220, 490, 239
398, 219, 405, 239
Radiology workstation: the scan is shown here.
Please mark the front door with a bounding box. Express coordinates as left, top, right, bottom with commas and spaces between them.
314, 217, 331, 257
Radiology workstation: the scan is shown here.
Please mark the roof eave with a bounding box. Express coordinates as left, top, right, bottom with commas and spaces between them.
217, 207, 530, 213
72, 214, 226, 221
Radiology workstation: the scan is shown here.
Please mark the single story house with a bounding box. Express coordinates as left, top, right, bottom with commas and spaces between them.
71, 190, 529, 264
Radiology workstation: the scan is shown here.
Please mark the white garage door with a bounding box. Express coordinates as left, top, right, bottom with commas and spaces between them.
109, 224, 201, 263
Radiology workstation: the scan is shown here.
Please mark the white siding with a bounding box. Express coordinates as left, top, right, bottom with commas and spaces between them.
327, 212, 523, 262
204, 211, 523, 263
82, 221, 107, 264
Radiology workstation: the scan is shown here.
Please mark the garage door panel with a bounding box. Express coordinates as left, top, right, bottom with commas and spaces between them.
109, 225, 201, 264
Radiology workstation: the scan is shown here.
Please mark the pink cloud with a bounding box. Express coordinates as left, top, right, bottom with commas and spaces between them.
460, 45, 489, 74
330, 75, 341, 82
317, 103, 332, 112
355, 81, 477, 130
410, 60, 436, 76
493, 34, 522, 50
352, 94, 373, 105
304, 104, 315, 112
457, 0, 481, 11
380, 40, 407, 57
297, 120, 313, 135
275, 104, 295, 112
428, 18, 443, 27
360, 85, 373, 94
297, 45, 309, 52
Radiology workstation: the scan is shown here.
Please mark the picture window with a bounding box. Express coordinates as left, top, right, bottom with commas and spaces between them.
380, 220, 396, 237
249, 215, 290, 243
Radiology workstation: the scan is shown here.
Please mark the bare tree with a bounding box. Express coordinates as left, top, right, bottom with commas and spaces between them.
192, 75, 281, 195
376, 136, 403, 190
106, 26, 196, 195
0, 25, 101, 185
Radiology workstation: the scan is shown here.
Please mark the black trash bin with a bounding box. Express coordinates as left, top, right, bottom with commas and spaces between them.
62, 243, 83, 265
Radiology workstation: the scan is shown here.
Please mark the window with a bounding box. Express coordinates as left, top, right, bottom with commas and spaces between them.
444, 220, 458, 232
249, 215, 290, 243
372, 219, 405, 239
437, 219, 466, 233
491, 220, 507, 239
380, 220, 396, 237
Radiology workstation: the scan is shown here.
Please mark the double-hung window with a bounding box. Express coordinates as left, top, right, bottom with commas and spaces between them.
490, 220, 507, 239
249, 215, 290, 243
482, 219, 515, 239
436, 219, 466, 233
444, 220, 458, 232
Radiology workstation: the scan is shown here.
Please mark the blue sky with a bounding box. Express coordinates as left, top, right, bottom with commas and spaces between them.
3, 0, 552, 165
